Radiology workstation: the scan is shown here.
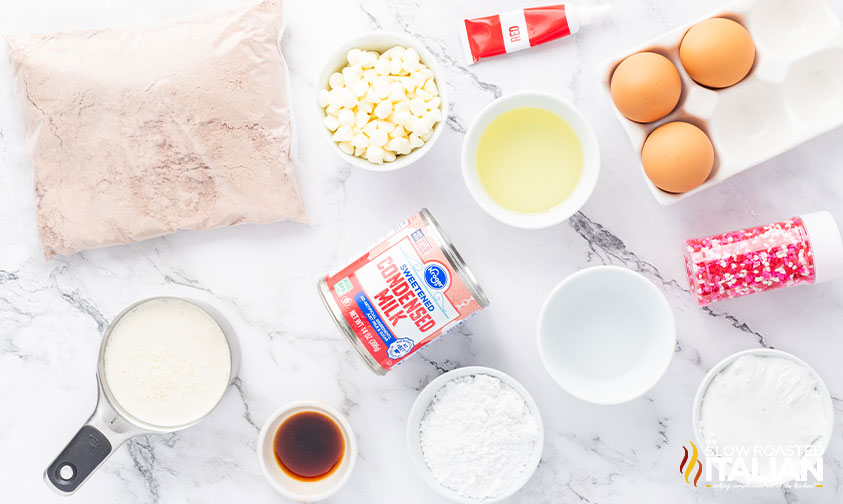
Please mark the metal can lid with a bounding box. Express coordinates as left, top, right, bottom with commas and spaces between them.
419, 208, 490, 308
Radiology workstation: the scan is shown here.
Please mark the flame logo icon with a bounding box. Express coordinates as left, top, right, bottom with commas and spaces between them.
680, 441, 703, 487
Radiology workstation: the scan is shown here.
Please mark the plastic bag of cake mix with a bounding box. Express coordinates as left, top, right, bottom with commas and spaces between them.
5, 0, 306, 258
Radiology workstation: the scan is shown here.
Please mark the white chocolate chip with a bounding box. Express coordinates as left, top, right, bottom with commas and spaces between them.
332, 126, 353, 142
323, 115, 340, 131
412, 118, 431, 137
362, 89, 380, 104
415, 89, 433, 102
410, 98, 427, 117
337, 108, 355, 127
410, 71, 427, 86
373, 76, 391, 99
318, 89, 331, 108
389, 46, 405, 61
360, 51, 378, 69
339, 141, 354, 155
351, 133, 369, 148
366, 145, 385, 164
388, 137, 410, 154
389, 124, 406, 138
355, 111, 370, 128
409, 133, 423, 148
333, 89, 355, 108
402, 48, 420, 66
374, 58, 390, 75
346, 48, 363, 65
352, 80, 369, 97
370, 130, 388, 147
426, 108, 442, 123
374, 100, 393, 119
399, 77, 416, 93
342, 70, 361, 88
388, 82, 405, 102
329, 72, 345, 89
362, 121, 378, 137
394, 110, 413, 127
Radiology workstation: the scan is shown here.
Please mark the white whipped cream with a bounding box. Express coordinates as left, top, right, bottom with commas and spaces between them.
700, 354, 828, 482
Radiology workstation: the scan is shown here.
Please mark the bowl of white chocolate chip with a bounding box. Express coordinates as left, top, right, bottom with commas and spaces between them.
316, 32, 448, 170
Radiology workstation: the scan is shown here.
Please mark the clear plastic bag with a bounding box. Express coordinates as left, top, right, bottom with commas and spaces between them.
6, 0, 306, 258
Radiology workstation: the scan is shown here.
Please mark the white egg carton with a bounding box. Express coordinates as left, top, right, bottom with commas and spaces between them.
600, 0, 843, 205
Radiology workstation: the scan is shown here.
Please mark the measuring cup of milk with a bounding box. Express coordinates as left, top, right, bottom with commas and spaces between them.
44, 297, 240, 495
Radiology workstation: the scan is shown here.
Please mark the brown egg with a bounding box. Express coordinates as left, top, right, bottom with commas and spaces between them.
641, 122, 713, 193
610, 52, 681, 123
680, 18, 755, 88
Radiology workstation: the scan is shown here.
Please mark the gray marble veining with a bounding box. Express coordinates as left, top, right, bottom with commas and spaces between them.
2, 0, 843, 503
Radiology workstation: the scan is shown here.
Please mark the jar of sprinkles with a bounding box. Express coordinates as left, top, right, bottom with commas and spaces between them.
684, 212, 843, 305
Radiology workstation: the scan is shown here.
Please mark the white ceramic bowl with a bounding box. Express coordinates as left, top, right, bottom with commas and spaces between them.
257, 401, 357, 502
461, 91, 600, 228
537, 266, 675, 404
406, 366, 544, 503
315, 31, 449, 171
691, 348, 834, 484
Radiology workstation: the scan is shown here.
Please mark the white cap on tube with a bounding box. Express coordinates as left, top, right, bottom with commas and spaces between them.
567, 4, 613, 34
578, 4, 614, 26
800, 211, 843, 284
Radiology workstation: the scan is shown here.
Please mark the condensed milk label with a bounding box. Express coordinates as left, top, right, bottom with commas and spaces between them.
323, 211, 484, 371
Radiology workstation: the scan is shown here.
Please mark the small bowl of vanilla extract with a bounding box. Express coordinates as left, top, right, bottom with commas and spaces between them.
257, 401, 357, 501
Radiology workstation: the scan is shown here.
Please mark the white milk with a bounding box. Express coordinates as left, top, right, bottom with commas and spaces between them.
103, 298, 232, 427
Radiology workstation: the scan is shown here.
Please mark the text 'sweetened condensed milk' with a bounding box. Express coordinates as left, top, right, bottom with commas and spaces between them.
318, 209, 489, 374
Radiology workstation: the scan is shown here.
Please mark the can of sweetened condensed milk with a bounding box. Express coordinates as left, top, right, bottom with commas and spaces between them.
318, 208, 489, 375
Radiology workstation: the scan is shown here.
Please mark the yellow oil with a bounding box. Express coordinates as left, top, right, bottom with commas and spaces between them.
476, 107, 583, 214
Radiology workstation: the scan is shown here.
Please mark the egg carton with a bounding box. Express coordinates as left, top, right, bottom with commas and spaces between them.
600, 0, 843, 205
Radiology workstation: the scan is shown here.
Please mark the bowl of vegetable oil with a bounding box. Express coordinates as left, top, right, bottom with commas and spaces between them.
461, 91, 600, 228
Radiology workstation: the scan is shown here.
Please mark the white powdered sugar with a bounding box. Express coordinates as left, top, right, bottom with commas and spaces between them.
419, 374, 539, 499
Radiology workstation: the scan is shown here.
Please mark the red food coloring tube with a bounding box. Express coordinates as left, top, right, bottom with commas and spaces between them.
459, 4, 612, 64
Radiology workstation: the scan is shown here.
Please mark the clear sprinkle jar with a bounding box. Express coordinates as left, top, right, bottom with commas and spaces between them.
684, 212, 843, 305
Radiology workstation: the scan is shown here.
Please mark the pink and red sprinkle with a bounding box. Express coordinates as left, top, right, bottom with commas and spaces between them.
684, 217, 815, 305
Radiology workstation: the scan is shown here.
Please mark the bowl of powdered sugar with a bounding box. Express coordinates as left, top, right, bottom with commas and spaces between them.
407, 366, 543, 502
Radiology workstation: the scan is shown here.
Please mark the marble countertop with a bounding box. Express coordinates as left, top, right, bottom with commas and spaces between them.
3, 0, 843, 502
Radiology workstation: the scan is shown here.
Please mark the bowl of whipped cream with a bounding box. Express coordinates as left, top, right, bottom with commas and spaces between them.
692, 348, 834, 486
406, 366, 544, 503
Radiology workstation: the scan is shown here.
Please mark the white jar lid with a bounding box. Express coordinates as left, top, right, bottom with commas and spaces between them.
800, 211, 843, 284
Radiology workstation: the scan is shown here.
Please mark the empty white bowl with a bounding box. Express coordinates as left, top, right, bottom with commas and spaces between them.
691, 348, 834, 485
461, 91, 600, 228
257, 401, 357, 502
314, 31, 449, 171
406, 366, 544, 503
537, 266, 675, 404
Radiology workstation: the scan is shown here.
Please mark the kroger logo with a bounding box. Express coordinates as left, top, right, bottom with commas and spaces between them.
423, 262, 450, 291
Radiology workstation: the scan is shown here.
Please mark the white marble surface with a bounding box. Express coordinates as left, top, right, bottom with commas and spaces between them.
2, 0, 843, 502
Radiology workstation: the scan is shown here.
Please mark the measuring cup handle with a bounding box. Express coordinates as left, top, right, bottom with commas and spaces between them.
45, 424, 113, 494
44, 383, 140, 495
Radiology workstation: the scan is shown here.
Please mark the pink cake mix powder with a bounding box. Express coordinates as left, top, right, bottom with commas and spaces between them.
6, 0, 306, 258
